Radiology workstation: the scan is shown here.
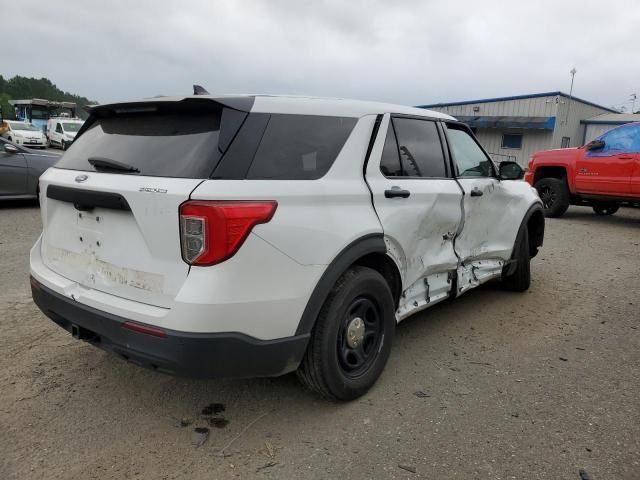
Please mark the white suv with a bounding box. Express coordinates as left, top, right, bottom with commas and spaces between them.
30, 94, 544, 400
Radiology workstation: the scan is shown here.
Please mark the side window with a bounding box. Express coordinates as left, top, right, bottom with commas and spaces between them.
592, 124, 640, 156
246, 114, 357, 180
379, 123, 403, 177
56, 123, 63, 133
388, 117, 447, 178
446, 125, 494, 177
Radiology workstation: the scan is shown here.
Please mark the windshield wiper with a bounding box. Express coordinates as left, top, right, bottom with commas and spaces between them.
88, 156, 140, 173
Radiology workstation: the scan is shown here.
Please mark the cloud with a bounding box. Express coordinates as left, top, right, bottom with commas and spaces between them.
4, 0, 640, 110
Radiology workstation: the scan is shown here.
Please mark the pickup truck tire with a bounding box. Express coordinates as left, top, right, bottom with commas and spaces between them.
592, 204, 619, 215
534, 178, 570, 218
297, 266, 395, 401
503, 225, 531, 292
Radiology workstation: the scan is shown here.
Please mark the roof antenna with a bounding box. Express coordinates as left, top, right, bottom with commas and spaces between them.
193, 85, 210, 95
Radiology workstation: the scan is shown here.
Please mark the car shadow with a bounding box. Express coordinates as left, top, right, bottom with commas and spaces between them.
559, 206, 640, 228
71, 278, 516, 414
0, 198, 39, 209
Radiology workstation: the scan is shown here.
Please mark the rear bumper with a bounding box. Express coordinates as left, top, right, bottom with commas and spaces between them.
30, 276, 309, 379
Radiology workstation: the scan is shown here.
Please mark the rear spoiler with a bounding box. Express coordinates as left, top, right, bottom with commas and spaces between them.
75, 95, 255, 144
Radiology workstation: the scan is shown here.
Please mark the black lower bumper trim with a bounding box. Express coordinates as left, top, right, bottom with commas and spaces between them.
30, 277, 309, 379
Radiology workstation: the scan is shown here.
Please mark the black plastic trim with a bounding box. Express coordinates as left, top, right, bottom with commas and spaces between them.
31, 277, 309, 378
210, 113, 271, 179
47, 185, 131, 211
295, 233, 386, 336
503, 203, 545, 277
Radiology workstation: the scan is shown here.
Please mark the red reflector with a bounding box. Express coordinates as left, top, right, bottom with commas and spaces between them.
122, 321, 167, 338
179, 200, 277, 266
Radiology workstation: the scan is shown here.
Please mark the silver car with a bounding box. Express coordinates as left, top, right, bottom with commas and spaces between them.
0, 138, 60, 200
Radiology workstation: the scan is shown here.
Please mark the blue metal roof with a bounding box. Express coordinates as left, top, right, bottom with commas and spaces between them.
455, 115, 556, 130
418, 91, 617, 114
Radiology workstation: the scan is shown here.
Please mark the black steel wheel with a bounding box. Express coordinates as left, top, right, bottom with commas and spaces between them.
297, 266, 395, 401
337, 296, 383, 378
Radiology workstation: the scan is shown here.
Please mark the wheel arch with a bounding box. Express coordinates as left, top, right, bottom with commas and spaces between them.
295, 234, 401, 336
503, 203, 545, 277
533, 165, 568, 185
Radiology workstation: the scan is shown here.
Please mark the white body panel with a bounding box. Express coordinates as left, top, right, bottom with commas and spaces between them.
38, 168, 201, 308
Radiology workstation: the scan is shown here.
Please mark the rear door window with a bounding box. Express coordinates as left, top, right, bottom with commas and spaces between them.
246, 115, 357, 180
55, 106, 233, 178
389, 117, 448, 178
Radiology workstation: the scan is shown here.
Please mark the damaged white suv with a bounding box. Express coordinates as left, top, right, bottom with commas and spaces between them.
30, 94, 544, 400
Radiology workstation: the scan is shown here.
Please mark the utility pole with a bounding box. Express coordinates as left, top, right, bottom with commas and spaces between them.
565, 67, 577, 124
631, 93, 637, 113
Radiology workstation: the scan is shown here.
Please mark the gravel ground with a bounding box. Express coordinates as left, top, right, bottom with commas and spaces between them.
1, 202, 638, 479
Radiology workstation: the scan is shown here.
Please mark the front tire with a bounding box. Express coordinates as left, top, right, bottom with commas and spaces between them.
534, 178, 570, 218
503, 226, 531, 292
297, 266, 395, 401
61, 140, 67, 151
593, 204, 619, 215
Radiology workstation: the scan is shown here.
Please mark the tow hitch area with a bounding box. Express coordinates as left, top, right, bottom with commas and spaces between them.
71, 324, 100, 343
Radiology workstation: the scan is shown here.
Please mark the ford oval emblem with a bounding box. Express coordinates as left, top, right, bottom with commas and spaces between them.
75, 175, 88, 183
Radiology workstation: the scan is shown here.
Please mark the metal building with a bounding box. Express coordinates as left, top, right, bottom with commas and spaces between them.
581, 113, 640, 144
419, 92, 614, 166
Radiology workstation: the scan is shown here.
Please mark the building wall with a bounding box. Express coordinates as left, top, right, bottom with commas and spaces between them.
552, 100, 610, 148
475, 129, 553, 166
427, 94, 613, 165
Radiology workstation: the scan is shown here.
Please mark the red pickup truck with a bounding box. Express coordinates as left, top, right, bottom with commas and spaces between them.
525, 122, 640, 217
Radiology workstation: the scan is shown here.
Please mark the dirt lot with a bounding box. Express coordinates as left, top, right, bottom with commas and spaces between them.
1, 203, 638, 479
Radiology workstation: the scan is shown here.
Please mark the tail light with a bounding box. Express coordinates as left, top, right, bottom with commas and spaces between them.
179, 200, 277, 266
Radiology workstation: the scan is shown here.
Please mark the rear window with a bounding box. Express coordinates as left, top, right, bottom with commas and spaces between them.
56, 110, 225, 178
246, 114, 357, 180
57, 108, 357, 180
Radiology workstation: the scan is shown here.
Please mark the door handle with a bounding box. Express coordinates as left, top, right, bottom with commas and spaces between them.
385, 187, 411, 198
618, 155, 634, 160
470, 187, 483, 197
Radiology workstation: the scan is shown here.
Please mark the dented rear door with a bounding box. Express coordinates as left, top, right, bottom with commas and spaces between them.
365, 115, 463, 318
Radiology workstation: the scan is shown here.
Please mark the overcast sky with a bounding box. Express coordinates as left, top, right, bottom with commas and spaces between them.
5, 1, 640, 110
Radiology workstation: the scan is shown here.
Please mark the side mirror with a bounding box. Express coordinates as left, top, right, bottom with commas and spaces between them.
498, 161, 524, 180
4, 143, 19, 154
586, 139, 605, 151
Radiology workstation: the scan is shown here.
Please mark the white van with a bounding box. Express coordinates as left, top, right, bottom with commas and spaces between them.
47, 117, 84, 150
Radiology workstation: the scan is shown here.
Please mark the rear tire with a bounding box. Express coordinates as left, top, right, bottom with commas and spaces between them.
593, 204, 619, 215
534, 178, 570, 218
297, 266, 395, 401
503, 226, 531, 292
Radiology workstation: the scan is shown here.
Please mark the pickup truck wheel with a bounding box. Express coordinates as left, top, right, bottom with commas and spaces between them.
297, 266, 395, 401
503, 225, 531, 292
61, 140, 67, 151
534, 178, 570, 218
593, 204, 619, 215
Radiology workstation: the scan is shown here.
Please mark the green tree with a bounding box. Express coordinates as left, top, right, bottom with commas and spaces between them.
0, 93, 14, 120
